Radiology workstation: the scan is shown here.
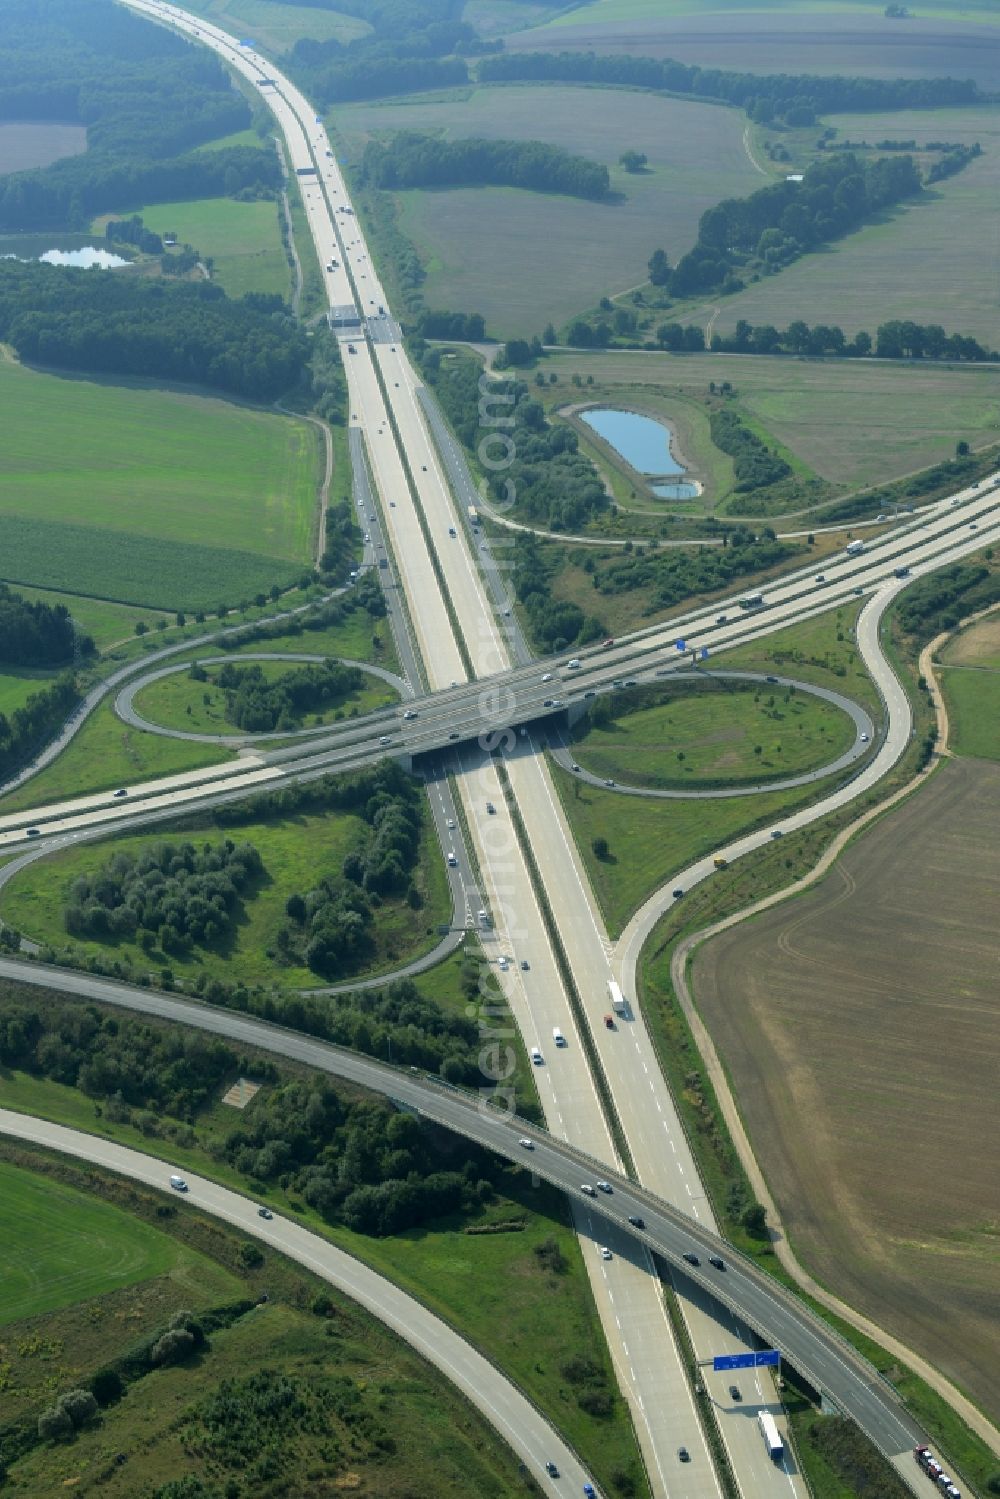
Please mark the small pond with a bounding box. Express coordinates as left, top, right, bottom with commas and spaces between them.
580, 407, 699, 499
0, 234, 129, 269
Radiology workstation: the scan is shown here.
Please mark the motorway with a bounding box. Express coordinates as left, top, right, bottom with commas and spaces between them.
0, 964, 925, 1468
14, 3, 1000, 1493
0, 1109, 596, 1494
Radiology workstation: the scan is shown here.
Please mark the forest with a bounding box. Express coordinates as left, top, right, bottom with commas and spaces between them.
0, 987, 500, 1236
710, 409, 791, 492
363, 132, 610, 199
0, 0, 278, 231
289, 0, 473, 105
478, 50, 982, 124
0, 261, 310, 400
0, 583, 91, 667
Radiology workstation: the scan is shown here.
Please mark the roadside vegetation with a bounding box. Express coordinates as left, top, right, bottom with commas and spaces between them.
0, 1146, 544, 1498
0, 986, 648, 1497
0, 764, 450, 990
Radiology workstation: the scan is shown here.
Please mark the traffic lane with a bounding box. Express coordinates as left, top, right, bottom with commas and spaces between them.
0, 956, 921, 1462
0, 1107, 594, 1496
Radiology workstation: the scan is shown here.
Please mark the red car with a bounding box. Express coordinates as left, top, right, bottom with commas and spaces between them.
601, 637, 615, 649
603, 1014, 615, 1029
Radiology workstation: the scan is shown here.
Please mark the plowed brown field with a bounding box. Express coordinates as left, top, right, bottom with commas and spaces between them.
691, 757, 1000, 1423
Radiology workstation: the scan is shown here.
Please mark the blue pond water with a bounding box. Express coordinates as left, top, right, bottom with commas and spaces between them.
0, 235, 128, 269
581, 408, 699, 499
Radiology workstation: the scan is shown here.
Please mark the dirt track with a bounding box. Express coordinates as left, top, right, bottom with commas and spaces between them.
691, 757, 1000, 1425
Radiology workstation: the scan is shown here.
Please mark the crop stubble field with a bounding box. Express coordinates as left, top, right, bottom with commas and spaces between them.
0, 360, 320, 610
695, 106, 1000, 347
543, 350, 1000, 495
690, 757, 1000, 1424
335, 86, 762, 335
504, 1, 1000, 90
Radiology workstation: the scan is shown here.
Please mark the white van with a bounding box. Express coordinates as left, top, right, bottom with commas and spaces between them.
169, 1175, 188, 1192
552, 1027, 566, 1046
530, 1047, 543, 1064
566, 658, 581, 670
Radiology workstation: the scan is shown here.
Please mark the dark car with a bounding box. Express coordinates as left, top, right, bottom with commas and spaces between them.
545, 1461, 559, 1477
604, 1014, 615, 1029
628, 1215, 644, 1229
716, 614, 728, 625
682, 1252, 700, 1266
678, 1447, 690, 1463
26, 827, 41, 837
448, 731, 460, 740
113, 788, 128, 798
672, 888, 684, 899
709, 1255, 726, 1270
258, 1207, 273, 1220
729, 1384, 742, 1402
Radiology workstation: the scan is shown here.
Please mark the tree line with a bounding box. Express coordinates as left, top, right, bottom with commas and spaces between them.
711, 317, 994, 361
193, 659, 366, 733
0, 674, 79, 790
363, 131, 610, 200
710, 408, 791, 491
477, 49, 982, 125
0, 0, 278, 231
0, 583, 92, 667
658, 150, 922, 299
0, 260, 310, 401
589, 527, 799, 612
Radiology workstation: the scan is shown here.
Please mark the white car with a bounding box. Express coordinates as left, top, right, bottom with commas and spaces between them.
531, 1047, 543, 1065
447, 852, 458, 867
446, 818, 456, 829
542, 673, 553, 682
599, 1246, 612, 1261
518, 1138, 534, 1150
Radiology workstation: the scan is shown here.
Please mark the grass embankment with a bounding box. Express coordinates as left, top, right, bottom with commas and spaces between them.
0, 359, 320, 611
570, 680, 855, 790
0, 1144, 542, 1498
132, 660, 398, 737
936, 613, 1000, 761
0, 803, 450, 993
551, 605, 876, 936
0, 1062, 646, 1496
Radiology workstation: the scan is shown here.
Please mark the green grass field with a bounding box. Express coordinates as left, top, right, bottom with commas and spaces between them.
133, 659, 398, 736
109, 197, 289, 302
0, 802, 450, 990
716, 601, 879, 716
0, 699, 233, 812
178, 0, 371, 51
0, 358, 320, 610
571, 681, 854, 788
334, 85, 762, 335
693, 106, 1000, 348
0, 666, 60, 717
0, 1161, 203, 1326
10, 586, 173, 650
541, 351, 1000, 497
937, 667, 1000, 760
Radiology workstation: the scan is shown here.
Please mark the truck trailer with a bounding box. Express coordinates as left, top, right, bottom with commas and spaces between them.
607, 980, 627, 1017
757, 1411, 784, 1462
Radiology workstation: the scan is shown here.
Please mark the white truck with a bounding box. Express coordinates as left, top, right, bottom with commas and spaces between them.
758, 1411, 784, 1462
608, 980, 627, 1017
846, 539, 866, 556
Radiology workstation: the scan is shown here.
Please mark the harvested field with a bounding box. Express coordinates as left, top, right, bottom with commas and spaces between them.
505, 6, 1000, 89
335, 86, 760, 335
699, 105, 1000, 348
690, 757, 1000, 1425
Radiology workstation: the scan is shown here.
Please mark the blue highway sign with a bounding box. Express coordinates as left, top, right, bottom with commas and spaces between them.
713, 1350, 781, 1372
